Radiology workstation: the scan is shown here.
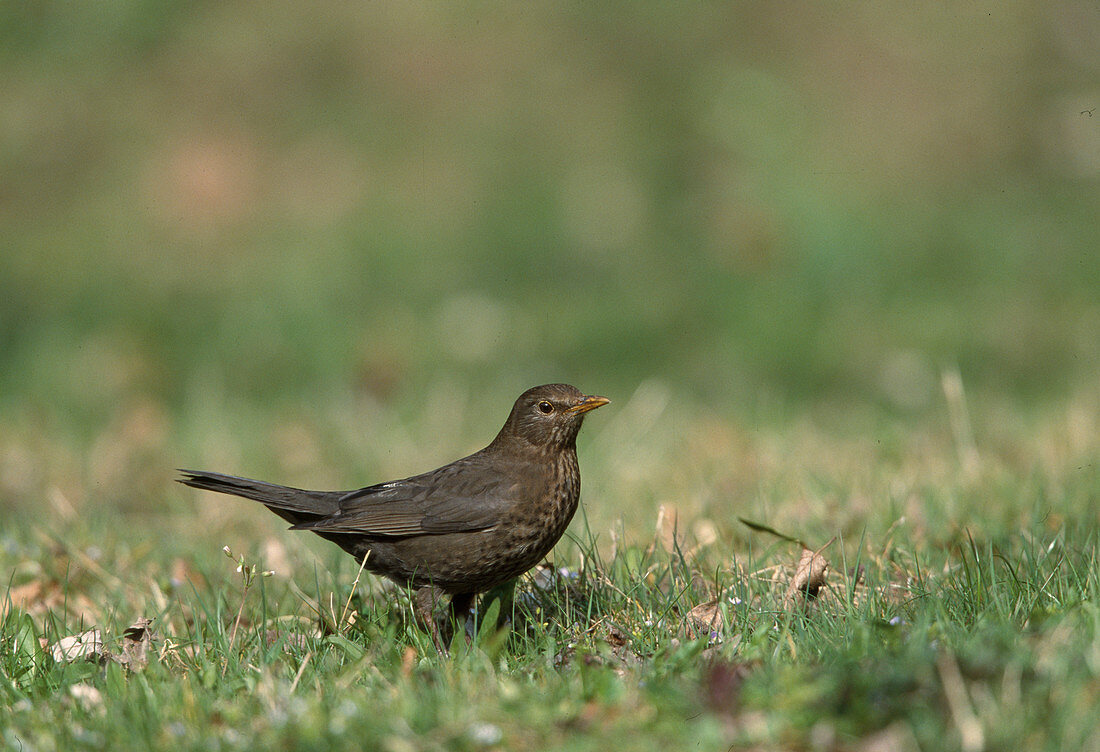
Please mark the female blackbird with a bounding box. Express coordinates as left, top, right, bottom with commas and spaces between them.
179, 383, 608, 646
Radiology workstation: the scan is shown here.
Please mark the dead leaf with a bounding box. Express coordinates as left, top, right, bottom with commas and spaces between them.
123, 617, 153, 641
687, 599, 724, 635
604, 626, 629, 649
784, 547, 830, 608
599, 625, 641, 670
116, 617, 153, 670
51, 630, 107, 663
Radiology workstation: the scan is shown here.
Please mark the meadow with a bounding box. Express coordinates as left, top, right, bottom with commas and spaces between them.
2, 3, 1099, 750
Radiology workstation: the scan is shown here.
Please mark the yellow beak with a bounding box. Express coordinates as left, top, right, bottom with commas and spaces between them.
567, 395, 610, 414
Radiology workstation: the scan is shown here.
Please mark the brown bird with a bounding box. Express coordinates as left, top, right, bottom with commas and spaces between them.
178, 383, 608, 647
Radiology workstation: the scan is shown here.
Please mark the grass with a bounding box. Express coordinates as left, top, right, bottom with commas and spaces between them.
2, 4, 1099, 748
3, 382, 1098, 751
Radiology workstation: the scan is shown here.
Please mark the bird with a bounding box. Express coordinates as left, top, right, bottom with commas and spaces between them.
178, 383, 608, 648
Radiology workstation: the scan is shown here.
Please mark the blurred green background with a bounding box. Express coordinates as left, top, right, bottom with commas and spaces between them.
1, 2, 1098, 522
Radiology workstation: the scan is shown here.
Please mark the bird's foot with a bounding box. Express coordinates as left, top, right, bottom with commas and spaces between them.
413, 587, 475, 654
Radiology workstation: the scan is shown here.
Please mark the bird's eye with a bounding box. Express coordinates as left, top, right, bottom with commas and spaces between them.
537, 400, 554, 414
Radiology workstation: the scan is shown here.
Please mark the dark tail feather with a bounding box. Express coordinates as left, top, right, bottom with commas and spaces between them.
177, 470, 341, 525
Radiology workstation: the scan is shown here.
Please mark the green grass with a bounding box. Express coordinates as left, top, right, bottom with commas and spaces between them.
3, 3, 1100, 749
3, 387, 1098, 751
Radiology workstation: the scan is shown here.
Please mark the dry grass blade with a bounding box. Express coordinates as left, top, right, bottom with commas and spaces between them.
653, 504, 680, 553
338, 551, 371, 632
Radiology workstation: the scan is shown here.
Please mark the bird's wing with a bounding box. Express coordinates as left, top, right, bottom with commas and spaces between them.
289, 456, 517, 537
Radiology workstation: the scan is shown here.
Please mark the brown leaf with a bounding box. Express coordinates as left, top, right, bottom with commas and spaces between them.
123, 617, 153, 641
116, 617, 154, 670
604, 626, 629, 649
600, 626, 640, 669
784, 546, 830, 607
687, 599, 724, 634
51, 630, 107, 664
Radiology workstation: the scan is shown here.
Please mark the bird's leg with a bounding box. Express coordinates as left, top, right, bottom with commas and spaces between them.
448, 592, 476, 642
412, 587, 478, 652
413, 585, 449, 652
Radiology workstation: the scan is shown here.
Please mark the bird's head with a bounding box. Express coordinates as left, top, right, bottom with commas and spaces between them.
494, 383, 609, 453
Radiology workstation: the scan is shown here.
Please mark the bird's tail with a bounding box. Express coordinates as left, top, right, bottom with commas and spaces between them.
177, 470, 341, 525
